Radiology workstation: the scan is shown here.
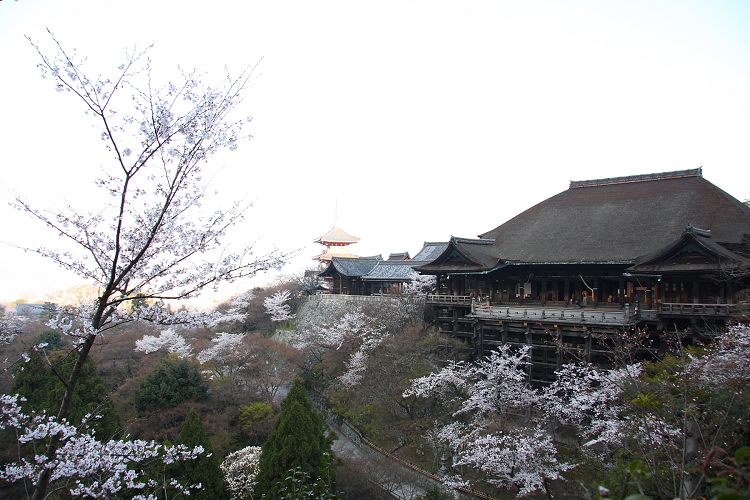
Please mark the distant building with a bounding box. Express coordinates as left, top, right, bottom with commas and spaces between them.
16, 302, 58, 317
388, 252, 410, 261
317, 242, 448, 295
313, 226, 361, 263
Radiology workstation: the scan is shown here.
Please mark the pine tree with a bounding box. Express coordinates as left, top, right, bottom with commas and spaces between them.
254, 380, 337, 499
171, 408, 228, 500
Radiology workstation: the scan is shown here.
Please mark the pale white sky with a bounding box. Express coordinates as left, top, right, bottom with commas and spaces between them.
1, 0, 749, 305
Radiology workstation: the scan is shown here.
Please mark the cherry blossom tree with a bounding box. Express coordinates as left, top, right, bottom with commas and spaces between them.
196, 332, 250, 387
401, 323, 750, 498
214, 290, 256, 327
135, 327, 194, 359
0, 394, 204, 499
539, 361, 642, 452
3, 32, 288, 500
0, 304, 15, 345
621, 326, 750, 499
403, 345, 570, 496
687, 323, 750, 388
438, 424, 571, 496
403, 272, 436, 297
293, 309, 370, 354
220, 446, 261, 500
134, 327, 299, 405
405, 345, 537, 426
292, 307, 388, 388
263, 290, 295, 323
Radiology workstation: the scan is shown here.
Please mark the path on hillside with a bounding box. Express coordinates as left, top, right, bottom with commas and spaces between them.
330, 420, 440, 500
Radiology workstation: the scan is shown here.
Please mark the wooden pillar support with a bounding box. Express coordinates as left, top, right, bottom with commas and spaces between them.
525, 324, 532, 383
591, 274, 601, 307
556, 326, 564, 371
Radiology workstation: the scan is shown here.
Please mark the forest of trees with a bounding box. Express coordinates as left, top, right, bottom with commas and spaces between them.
4, 280, 749, 500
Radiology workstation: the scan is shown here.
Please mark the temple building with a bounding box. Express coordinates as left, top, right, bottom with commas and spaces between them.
414, 169, 750, 383
317, 242, 447, 295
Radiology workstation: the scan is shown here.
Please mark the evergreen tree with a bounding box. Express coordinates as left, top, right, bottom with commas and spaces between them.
12, 350, 121, 438
35, 329, 65, 350
12, 350, 53, 413
171, 408, 228, 500
255, 380, 337, 499
134, 355, 209, 415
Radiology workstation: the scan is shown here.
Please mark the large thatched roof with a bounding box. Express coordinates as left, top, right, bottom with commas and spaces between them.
479, 169, 750, 264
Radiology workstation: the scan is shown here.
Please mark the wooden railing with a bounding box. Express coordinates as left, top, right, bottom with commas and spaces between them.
317, 294, 399, 303
660, 303, 740, 316
472, 304, 632, 325
426, 294, 473, 305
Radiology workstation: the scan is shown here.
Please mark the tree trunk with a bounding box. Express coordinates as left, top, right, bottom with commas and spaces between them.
31, 333, 96, 500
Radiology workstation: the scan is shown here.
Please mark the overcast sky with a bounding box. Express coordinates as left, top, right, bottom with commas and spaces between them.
1, 0, 749, 305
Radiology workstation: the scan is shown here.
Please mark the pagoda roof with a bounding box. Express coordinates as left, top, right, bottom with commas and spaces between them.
314, 226, 360, 244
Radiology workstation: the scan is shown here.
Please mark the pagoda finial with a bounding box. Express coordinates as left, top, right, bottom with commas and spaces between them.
334, 198, 338, 226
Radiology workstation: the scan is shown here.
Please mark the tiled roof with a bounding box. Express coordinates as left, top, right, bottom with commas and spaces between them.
318, 256, 382, 278
363, 261, 418, 281
411, 241, 449, 262
388, 252, 410, 260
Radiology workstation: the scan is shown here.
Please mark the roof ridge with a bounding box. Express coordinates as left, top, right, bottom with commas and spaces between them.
451, 236, 494, 245
569, 168, 702, 189
331, 255, 382, 261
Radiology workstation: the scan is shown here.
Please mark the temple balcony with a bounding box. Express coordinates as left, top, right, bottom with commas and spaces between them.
470, 304, 635, 326
441, 302, 739, 329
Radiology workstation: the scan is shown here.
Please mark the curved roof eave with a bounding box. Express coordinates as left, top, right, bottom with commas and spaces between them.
314, 226, 361, 244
